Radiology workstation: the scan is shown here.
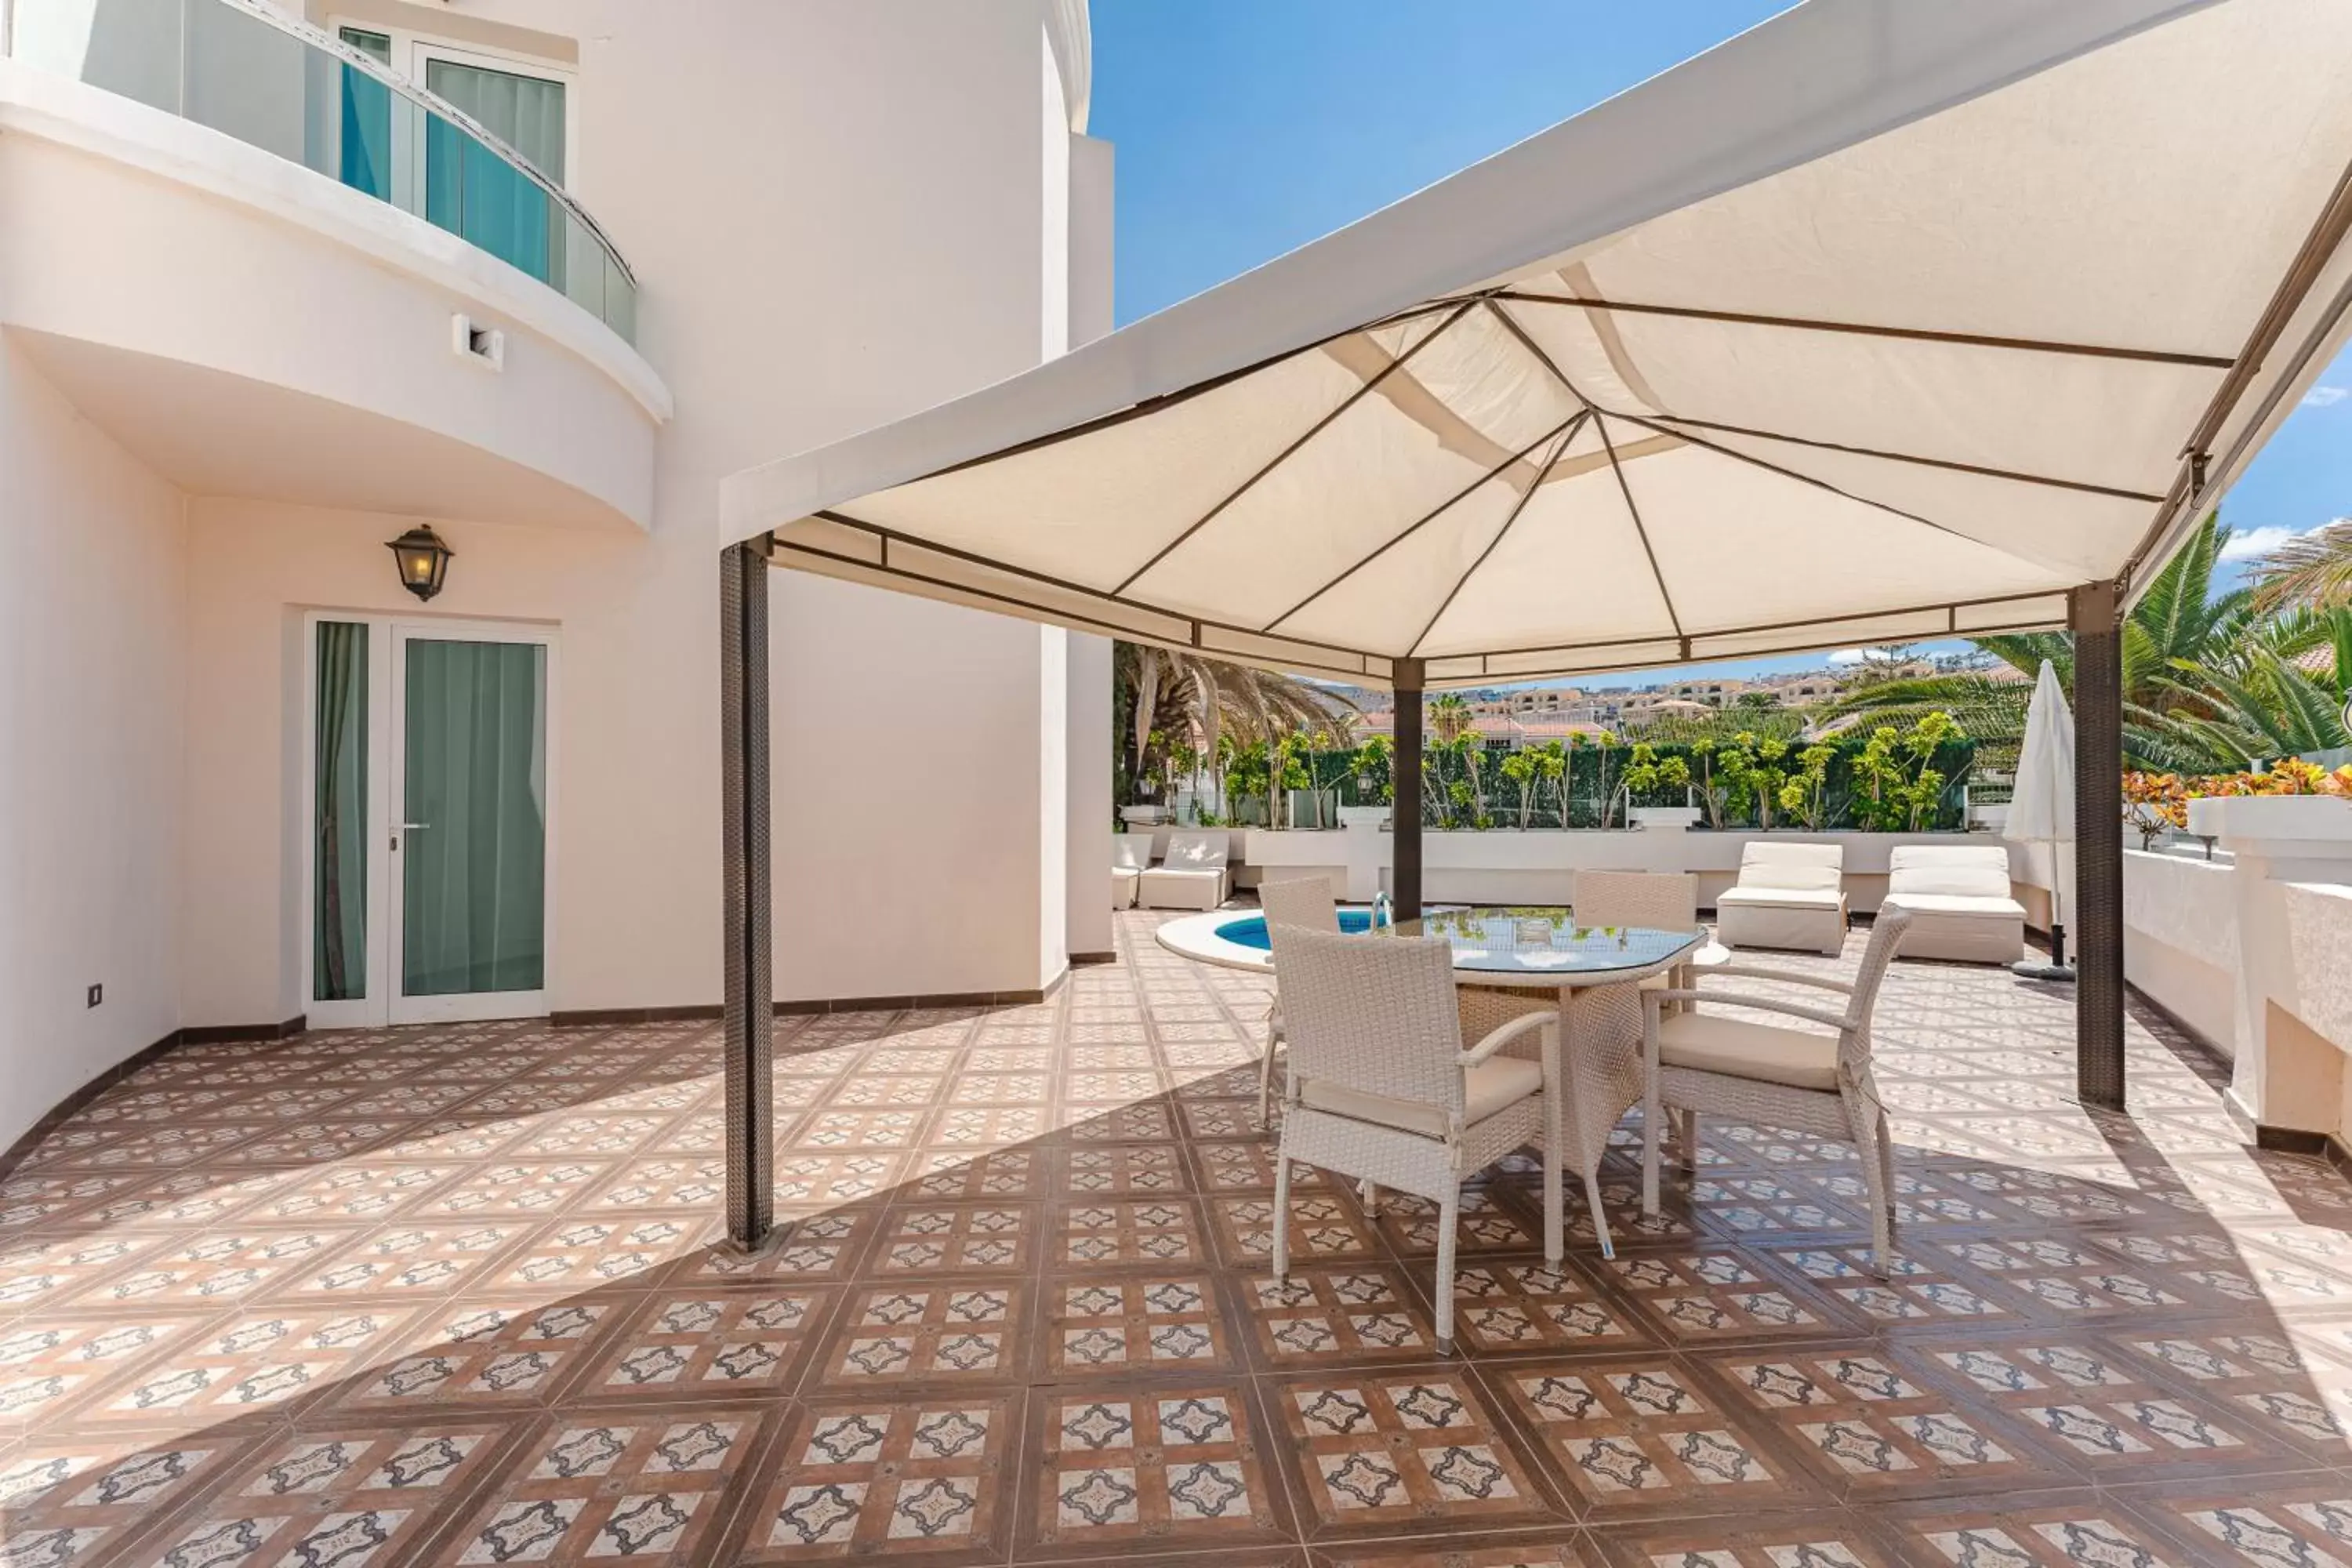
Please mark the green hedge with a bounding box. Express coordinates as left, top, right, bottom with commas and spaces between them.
1268, 736, 1976, 832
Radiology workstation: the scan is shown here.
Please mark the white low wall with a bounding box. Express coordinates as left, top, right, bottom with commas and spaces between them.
1229, 826, 2031, 909
2122, 848, 2238, 1058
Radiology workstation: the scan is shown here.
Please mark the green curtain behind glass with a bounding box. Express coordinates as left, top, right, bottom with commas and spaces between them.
424, 60, 564, 285
402, 640, 546, 996
336, 28, 393, 201
314, 622, 368, 1001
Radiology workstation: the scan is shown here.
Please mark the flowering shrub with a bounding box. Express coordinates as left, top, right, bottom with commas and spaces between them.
2124, 760, 2352, 848
2184, 758, 2352, 798
2121, 771, 2187, 848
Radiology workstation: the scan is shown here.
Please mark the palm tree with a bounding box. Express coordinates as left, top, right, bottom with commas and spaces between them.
2249, 518, 2352, 614
1817, 513, 2252, 770
2156, 605, 2352, 764
1114, 642, 1356, 814
1429, 693, 1484, 817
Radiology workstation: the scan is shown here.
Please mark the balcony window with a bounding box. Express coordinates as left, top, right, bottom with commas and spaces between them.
421, 55, 567, 289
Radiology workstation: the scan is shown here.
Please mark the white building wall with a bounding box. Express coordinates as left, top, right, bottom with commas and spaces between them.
173, 1, 1102, 1019
0, 339, 187, 1149
1064, 129, 1116, 961
2, 0, 1111, 1142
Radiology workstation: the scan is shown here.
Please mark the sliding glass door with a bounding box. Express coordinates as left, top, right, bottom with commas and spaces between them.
306, 617, 555, 1027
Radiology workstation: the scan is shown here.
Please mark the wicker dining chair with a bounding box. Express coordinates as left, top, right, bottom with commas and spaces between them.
1257, 877, 1340, 1121
1639, 909, 1913, 1270
1576, 869, 1708, 996
1267, 924, 1559, 1353
1576, 870, 1708, 1169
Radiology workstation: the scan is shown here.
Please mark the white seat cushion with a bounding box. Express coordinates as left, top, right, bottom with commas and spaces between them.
1657, 1011, 1839, 1091
1162, 833, 1230, 869
1142, 866, 1221, 881
1879, 891, 2026, 920
1886, 845, 2012, 898
1717, 885, 1845, 909
1300, 1056, 1543, 1137
1735, 841, 1844, 891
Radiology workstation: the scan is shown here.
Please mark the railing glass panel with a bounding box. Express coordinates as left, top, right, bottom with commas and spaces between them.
11, 0, 638, 343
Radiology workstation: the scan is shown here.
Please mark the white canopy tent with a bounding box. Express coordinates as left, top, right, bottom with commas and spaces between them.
723, 0, 2352, 685
707, 0, 2352, 1243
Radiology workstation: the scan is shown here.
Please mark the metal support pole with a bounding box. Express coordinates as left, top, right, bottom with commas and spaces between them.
720, 539, 775, 1247
2071, 580, 2126, 1110
1393, 658, 1425, 922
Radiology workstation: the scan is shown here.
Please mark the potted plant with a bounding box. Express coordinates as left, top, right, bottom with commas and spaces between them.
1339, 735, 1393, 827
1717, 731, 1798, 830
1224, 739, 1271, 827
1689, 739, 1731, 829
2183, 758, 2352, 843
1501, 749, 1538, 829
1533, 740, 1568, 828
1852, 711, 1962, 832
2122, 771, 2187, 848
1581, 730, 1622, 827
1778, 743, 1835, 832
1621, 742, 1698, 828
1272, 731, 1315, 829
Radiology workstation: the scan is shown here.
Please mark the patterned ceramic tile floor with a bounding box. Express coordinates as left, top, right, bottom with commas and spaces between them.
7, 909, 2352, 1566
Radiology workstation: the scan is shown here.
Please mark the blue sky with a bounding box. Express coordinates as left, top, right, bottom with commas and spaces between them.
1087, 2, 2352, 691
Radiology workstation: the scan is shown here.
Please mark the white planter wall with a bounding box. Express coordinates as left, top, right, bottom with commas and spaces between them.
1236, 826, 2031, 909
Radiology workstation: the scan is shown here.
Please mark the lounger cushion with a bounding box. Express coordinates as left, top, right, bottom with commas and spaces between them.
1138, 866, 1229, 909
1657, 1011, 1840, 1091
1886, 844, 2012, 899
1112, 866, 1139, 909
1716, 885, 1846, 909
1878, 891, 2026, 920
1162, 833, 1230, 869
1735, 841, 1844, 891
1301, 1056, 1544, 1138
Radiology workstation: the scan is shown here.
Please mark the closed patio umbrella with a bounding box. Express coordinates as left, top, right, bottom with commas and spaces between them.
2007, 660, 2078, 981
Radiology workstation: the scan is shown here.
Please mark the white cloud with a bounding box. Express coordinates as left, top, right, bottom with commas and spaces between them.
1826, 648, 1868, 666
2220, 519, 2347, 561
2220, 525, 2303, 561
2303, 384, 2349, 408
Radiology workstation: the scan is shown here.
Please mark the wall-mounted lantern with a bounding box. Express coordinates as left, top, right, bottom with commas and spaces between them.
386, 525, 454, 602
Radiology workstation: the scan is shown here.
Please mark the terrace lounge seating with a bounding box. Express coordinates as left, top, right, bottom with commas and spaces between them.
1642, 908, 1913, 1271
1879, 844, 2027, 964
1715, 841, 1848, 956
1111, 833, 1152, 909
1268, 922, 1559, 1353
1138, 830, 1230, 909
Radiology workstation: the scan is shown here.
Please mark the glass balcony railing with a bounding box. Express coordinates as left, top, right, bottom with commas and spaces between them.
10, 0, 638, 343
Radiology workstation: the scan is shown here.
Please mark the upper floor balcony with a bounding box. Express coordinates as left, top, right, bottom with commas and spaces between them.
1, 0, 665, 532
10, 0, 637, 343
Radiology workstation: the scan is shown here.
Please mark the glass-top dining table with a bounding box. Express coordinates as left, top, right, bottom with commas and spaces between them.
1392, 907, 1706, 981
1386, 907, 1707, 1262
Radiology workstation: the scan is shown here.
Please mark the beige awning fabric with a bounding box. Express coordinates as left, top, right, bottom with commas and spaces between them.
721, 0, 2352, 688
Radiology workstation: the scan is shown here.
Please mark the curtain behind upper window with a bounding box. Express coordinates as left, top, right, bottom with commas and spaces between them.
424, 60, 565, 286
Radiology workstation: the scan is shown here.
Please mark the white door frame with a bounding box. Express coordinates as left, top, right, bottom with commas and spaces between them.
299, 613, 560, 1028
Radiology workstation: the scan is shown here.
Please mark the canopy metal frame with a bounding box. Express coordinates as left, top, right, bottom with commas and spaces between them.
712, 0, 2352, 1245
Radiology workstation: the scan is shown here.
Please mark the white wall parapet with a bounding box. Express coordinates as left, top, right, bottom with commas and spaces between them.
2184, 794, 2352, 1140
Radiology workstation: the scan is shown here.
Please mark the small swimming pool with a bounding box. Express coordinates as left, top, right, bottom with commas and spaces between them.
1214, 908, 1380, 950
